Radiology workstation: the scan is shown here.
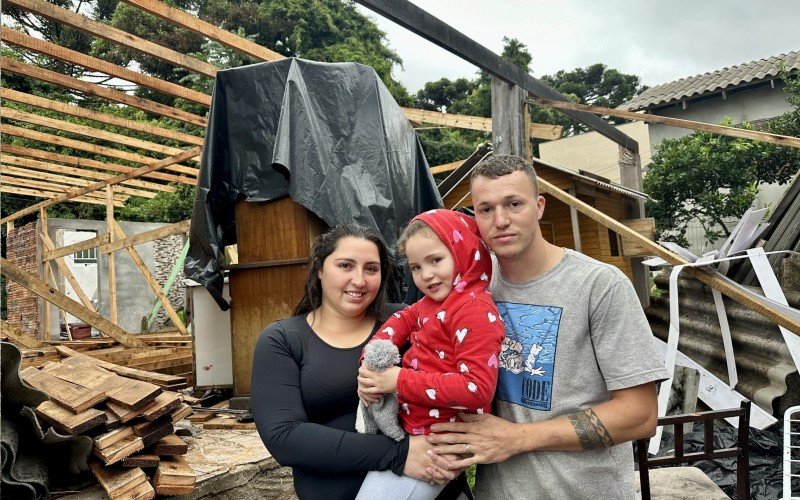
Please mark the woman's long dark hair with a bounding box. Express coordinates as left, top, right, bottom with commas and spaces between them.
293, 224, 393, 321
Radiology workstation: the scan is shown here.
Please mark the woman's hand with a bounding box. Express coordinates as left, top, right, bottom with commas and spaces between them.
358, 365, 401, 394
403, 435, 450, 485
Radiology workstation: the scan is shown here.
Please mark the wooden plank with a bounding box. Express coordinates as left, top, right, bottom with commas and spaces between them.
46, 359, 162, 409
40, 209, 54, 341
0, 122, 199, 176
1, 107, 200, 162
107, 187, 118, 325
118, 480, 155, 500
152, 455, 195, 495
0, 179, 124, 207
40, 231, 97, 312
95, 426, 135, 450
619, 218, 656, 257
106, 401, 140, 424
43, 233, 110, 262
1, 163, 158, 199
35, 400, 106, 435
111, 221, 188, 335
55, 345, 187, 386
1, 320, 44, 348
0, 258, 147, 347
122, 454, 160, 469
20, 366, 107, 413
535, 176, 800, 334
532, 97, 800, 150
430, 160, 464, 175
94, 434, 146, 465
140, 392, 182, 421
1, 88, 204, 147
100, 220, 191, 255
134, 419, 174, 447
90, 462, 148, 499
0, 147, 201, 224
151, 434, 188, 456
0, 57, 207, 128
170, 403, 192, 423
4, 0, 218, 77
0, 172, 126, 202
401, 107, 563, 140
203, 417, 256, 430
2, 144, 194, 186
2, 30, 211, 107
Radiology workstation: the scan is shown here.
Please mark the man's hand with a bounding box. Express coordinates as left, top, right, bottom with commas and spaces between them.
358, 365, 401, 394
403, 435, 450, 484
427, 413, 521, 470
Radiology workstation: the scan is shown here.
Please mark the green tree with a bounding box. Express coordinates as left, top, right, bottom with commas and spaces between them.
645, 69, 800, 246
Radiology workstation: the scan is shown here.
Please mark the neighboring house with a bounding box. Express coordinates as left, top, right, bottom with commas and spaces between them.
540, 50, 800, 254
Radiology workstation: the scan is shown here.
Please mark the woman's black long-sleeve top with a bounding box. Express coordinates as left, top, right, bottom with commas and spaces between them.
251, 313, 409, 500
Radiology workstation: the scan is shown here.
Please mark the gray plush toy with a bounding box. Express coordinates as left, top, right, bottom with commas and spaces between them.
355, 339, 406, 441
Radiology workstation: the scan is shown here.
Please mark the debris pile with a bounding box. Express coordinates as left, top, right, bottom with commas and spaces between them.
19, 346, 196, 498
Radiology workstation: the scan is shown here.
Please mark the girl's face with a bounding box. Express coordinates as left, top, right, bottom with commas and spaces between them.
405, 231, 455, 303
318, 236, 382, 318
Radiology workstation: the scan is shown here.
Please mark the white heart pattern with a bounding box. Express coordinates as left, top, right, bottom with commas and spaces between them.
429, 409, 440, 418
436, 311, 446, 322
402, 403, 410, 414
487, 312, 497, 323
474, 250, 481, 260
456, 328, 468, 343
393, 312, 402, 319
422, 316, 429, 325
382, 326, 394, 336
437, 350, 445, 360
480, 272, 488, 281
426, 209, 438, 215
426, 389, 437, 400
450, 416, 457, 422
477, 408, 484, 415
459, 363, 468, 373
452, 274, 461, 286
467, 382, 478, 392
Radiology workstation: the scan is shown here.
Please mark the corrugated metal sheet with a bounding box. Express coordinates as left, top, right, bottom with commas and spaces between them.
532, 157, 649, 201
622, 50, 800, 112
645, 272, 800, 417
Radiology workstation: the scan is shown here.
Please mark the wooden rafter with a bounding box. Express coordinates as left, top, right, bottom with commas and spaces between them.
0, 147, 201, 224
2, 144, 195, 186
0, 57, 207, 127
0, 185, 116, 206
1, 154, 174, 194
0, 123, 199, 176
0, 257, 147, 347
1, 89, 204, 146
0, 164, 158, 199
40, 231, 98, 312
0, 176, 126, 206
2, 107, 200, 161
110, 221, 188, 335
531, 97, 800, 150
100, 220, 191, 255
1, 320, 45, 348
43, 233, 111, 262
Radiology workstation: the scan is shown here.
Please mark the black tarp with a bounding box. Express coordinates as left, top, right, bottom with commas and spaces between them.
185, 58, 442, 309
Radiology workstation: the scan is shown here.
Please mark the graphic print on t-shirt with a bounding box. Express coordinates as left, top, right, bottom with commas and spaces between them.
495, 302, 562, 411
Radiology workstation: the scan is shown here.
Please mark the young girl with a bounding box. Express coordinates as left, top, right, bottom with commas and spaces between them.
356, 209, 505, 499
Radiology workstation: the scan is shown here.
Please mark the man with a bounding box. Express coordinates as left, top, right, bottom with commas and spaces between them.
427, 154, 669, 498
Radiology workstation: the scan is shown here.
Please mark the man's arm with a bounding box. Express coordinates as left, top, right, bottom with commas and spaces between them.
426, 382, 658, 471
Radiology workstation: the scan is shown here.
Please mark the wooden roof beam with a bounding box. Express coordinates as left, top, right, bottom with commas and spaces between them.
0, 164, 158, 199
5, 0, 218, 78
2, 107, 200, 161
0, 184, 124, 207
0, 146, 201, 224
0, 174, 128, 203
1, 89, 204, 146
2, 154, 175, 194
2, 144, 195, 186
0, 123, 199, 177
401, 107, 563, 140
1, 28, 212, 107
0, 57, 207, 128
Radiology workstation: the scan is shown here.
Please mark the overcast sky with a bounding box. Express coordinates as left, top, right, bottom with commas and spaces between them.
356, 1, 800, 93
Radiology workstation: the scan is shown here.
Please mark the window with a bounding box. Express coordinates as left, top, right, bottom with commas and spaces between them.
74, 247, 98, 264
608, 229, 620, 257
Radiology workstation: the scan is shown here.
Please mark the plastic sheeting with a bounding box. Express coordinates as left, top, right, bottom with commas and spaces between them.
185, 58, 442, 309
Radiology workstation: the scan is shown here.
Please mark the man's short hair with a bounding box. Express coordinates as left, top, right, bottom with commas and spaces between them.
470, 154, 539, 196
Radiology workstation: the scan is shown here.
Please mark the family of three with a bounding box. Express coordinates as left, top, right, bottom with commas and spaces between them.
251, 154, 669, 499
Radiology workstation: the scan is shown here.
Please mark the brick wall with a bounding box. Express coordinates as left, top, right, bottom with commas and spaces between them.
6, 220, 40, 338
153, 234, 186, 329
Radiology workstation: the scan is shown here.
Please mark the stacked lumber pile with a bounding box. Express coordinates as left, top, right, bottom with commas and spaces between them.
15, 331, 193, 382
19, 347, 196, 498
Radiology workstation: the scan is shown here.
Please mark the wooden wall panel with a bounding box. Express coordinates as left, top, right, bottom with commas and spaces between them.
230, 196, 314, 395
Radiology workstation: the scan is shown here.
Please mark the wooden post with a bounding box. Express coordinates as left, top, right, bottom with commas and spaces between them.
619, 146, 650, 307
491, 76, 528, 156
40, 208, 52, 340
107, 186, 118, 325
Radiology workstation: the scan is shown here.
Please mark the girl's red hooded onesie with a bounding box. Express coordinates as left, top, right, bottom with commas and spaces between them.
369, 209, 505, 435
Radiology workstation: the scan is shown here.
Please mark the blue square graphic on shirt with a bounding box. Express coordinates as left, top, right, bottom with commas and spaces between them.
495, 302, 562, 411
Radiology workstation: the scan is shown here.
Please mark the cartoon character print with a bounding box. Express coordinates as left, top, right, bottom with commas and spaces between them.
495, 302, 562, 411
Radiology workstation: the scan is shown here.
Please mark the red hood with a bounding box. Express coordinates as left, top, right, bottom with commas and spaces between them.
410, 209, 492, 304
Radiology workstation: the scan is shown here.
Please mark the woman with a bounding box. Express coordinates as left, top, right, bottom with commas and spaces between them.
251, 224, 468, 500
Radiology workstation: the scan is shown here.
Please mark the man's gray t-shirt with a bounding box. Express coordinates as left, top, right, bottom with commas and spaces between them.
475, 249, 668, 499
